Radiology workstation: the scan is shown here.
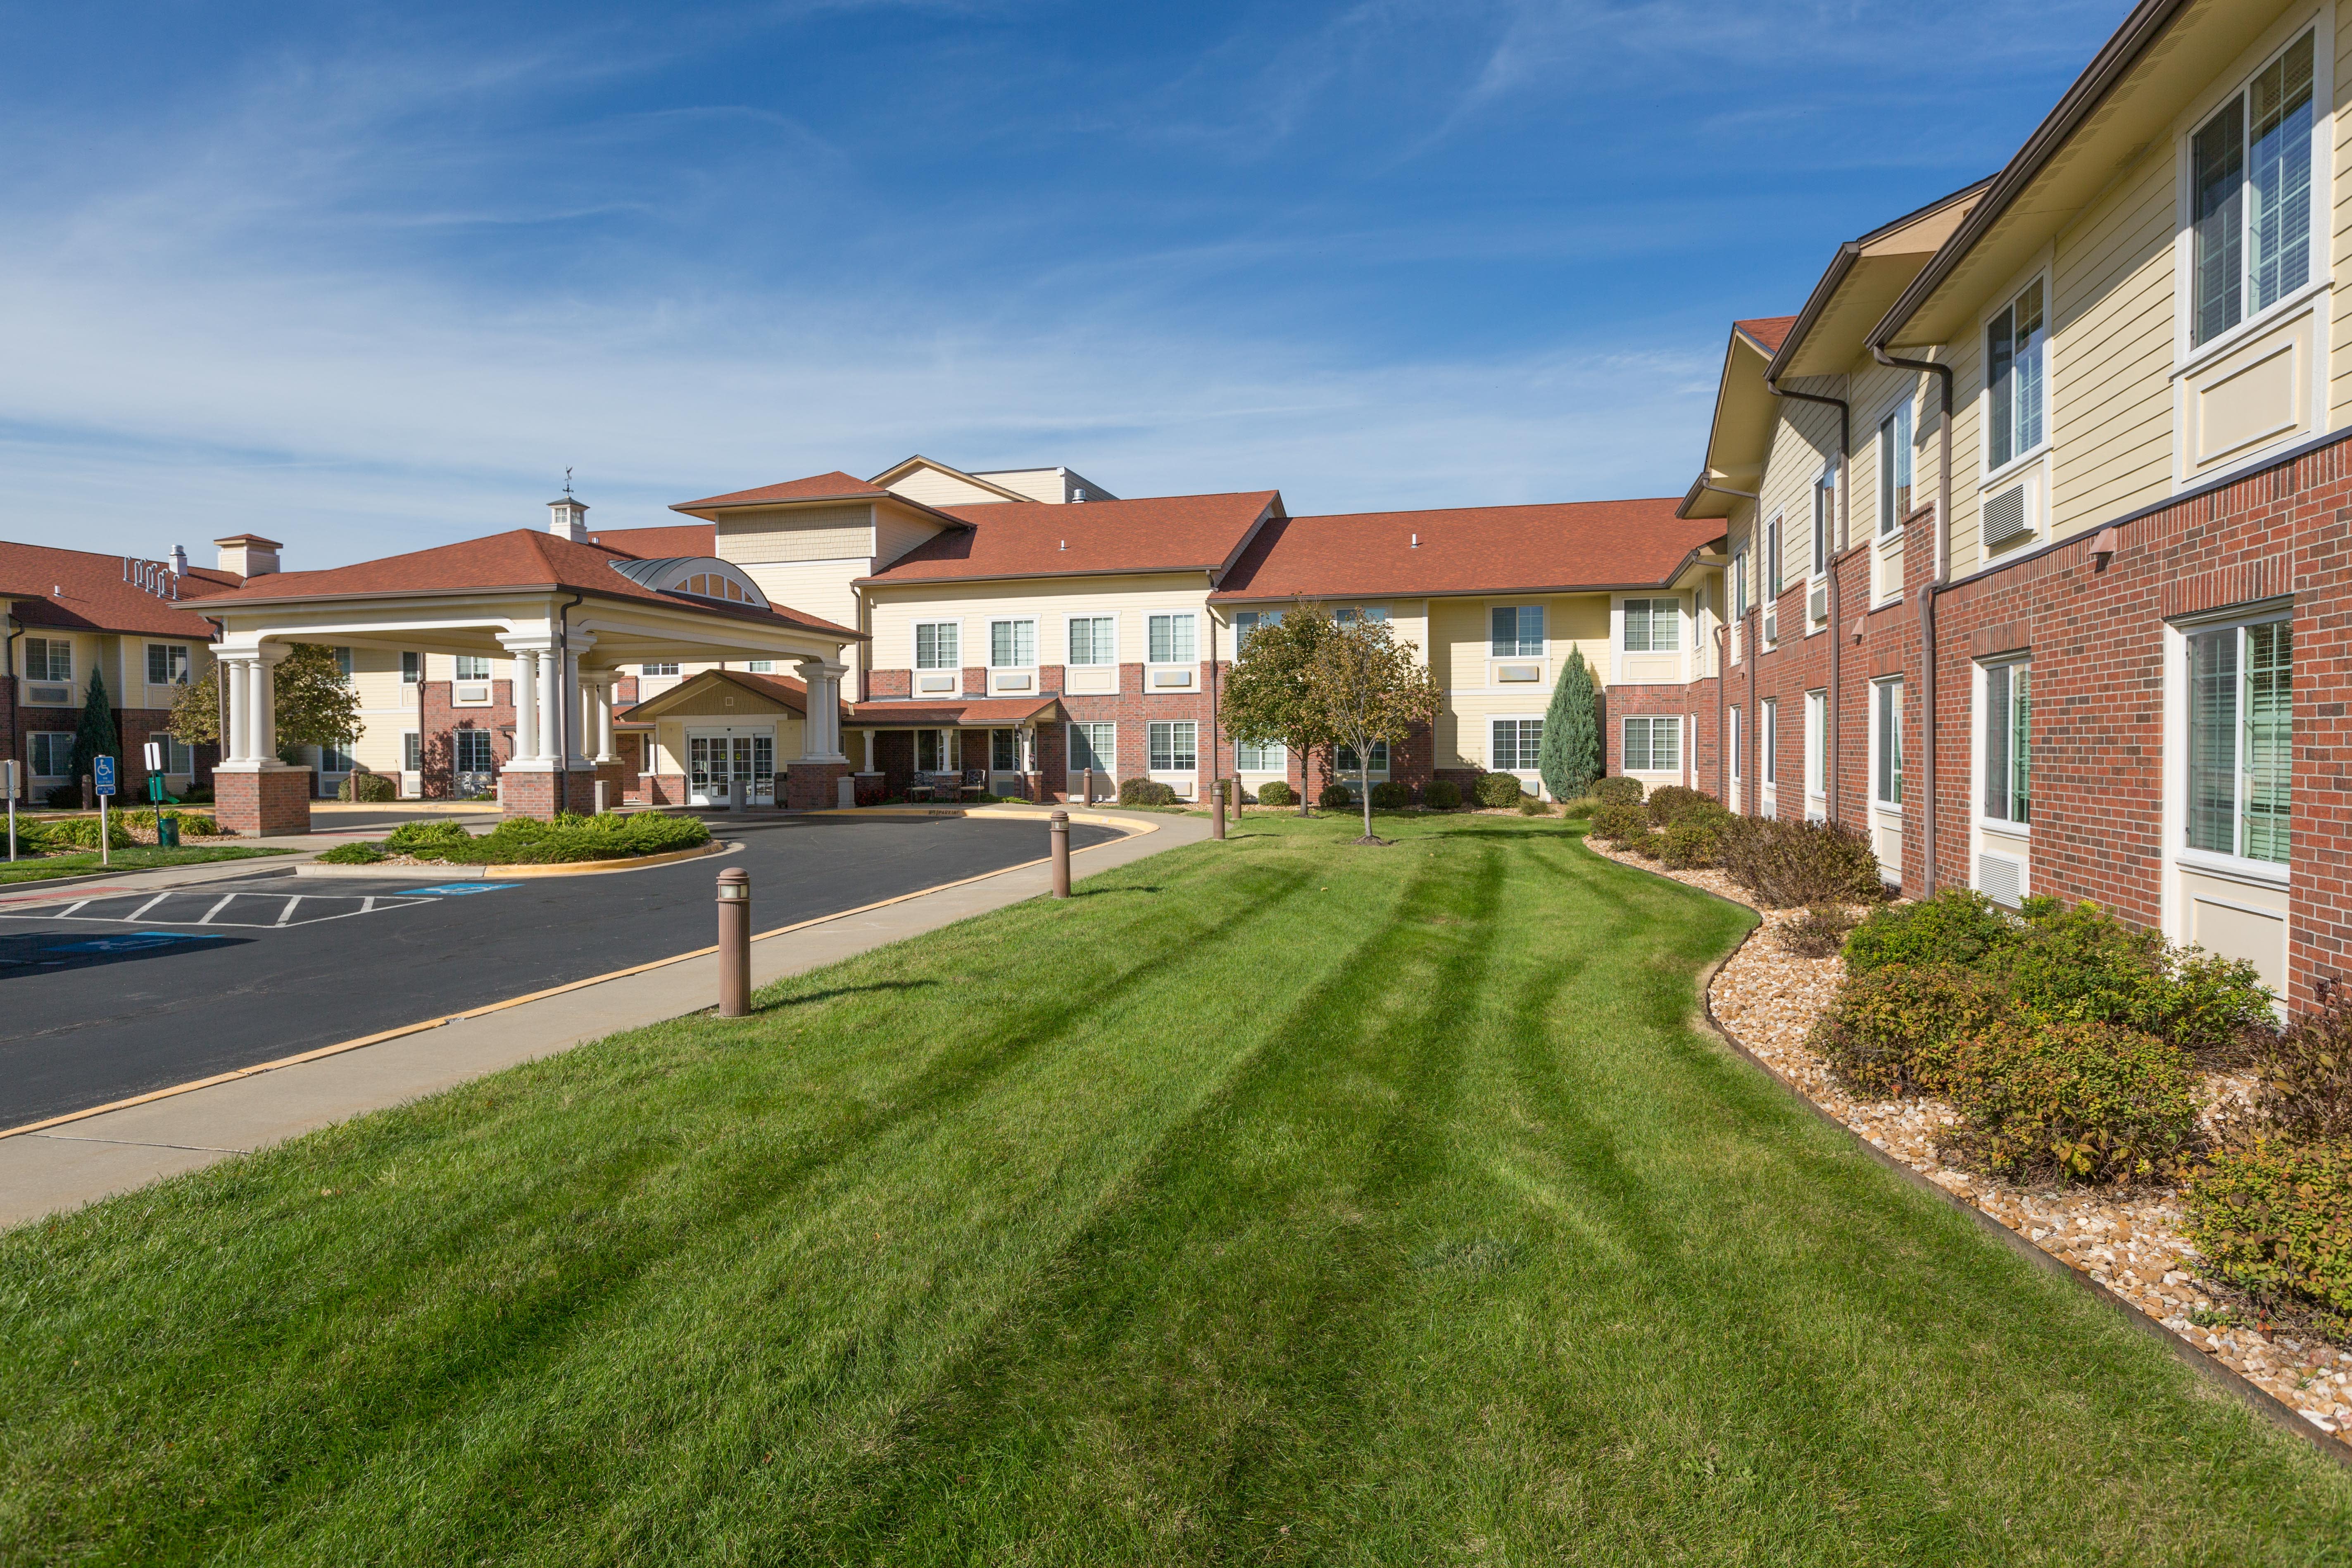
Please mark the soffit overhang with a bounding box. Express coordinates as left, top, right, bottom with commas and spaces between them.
1769, 181, 1991, 378
1679, 330, 1779, 519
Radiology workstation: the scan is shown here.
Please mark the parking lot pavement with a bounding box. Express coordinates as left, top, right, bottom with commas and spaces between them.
0, 813, 1117, 1127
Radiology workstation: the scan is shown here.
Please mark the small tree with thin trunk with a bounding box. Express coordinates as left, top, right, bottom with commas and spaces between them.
168, 645, 361, 767
1539, 648, 1600, 801
72, 669, 120, 804
1304, 615, 1443, 844
1221, 602, 1340, 818
168, 665, 221, 747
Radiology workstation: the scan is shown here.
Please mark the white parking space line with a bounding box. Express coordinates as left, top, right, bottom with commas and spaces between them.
197, 895, 238, 926
275, 897, 302, 927
0, 891, 442, 928
127, 893, 172, 922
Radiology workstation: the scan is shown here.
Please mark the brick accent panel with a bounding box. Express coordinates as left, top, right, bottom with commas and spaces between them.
867, 669, 912, 700
215, 767, 312, 836
786, 761, 850, 809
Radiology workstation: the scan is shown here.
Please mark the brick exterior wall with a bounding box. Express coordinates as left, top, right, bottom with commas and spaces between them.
216, 766, 312, 836
4, 690, 216, 807
417, 680, 516, 799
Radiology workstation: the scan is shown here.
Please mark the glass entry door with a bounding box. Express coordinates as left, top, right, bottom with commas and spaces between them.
687, 728, 778, 806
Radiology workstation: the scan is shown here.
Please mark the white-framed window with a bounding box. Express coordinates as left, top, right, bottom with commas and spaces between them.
24, 638, 70, 683
1762, 699, 1778, 786
457, 655, 495, 680
1804, 689, 1828, 808
162, 734, 195, 775
1812, 469, 1835, 578
29, 732, 74, 778
317, 741, 357, 774
1146, 613, 1196, 664
1878, 400, 1914, 535
1337, 740, 1390, 774
1623, 715, 1679, 773
1766, 516, 1784, 599
402, 732, 422, 772
1731, 547, 1750, 619
1067, 616, 1115, 666
744, 659, 775, 673
1491, 605, 1545, 657
1149, 720, 1196, 772
1985, 276, 2048, 472
1069, 721, 1115, 775
332, 647, 354, 682
1333, 605, 1389, 627
1233, 609, 1283, 648
1492, 718, 1542, 772
916, 729, 952, 773
402, 651, 422, 684
2187, 614, 2290, 864
990, 729, 1034, 772
2191, 30, 2317, 349
1728, 707, 1741, 783
1236, 738, 1287, 773
990, 619, 1036, 669
146, 643, 189, 685
1873, 678, 1904, 807
1982, 660, 2031, 826
1623, 599, 1679, 652
915, 621, 960, 670
454, 729, 495, 774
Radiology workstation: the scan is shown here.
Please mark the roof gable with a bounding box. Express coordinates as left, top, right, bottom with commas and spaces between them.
868, 455, 1038, 507
671, 472, 890, 514
861, 491, 1282, 586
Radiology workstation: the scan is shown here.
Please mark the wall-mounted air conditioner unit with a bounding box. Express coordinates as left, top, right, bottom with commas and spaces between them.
1982, 481, 2033, 550
26, 683, 70, 706
1807, 583, 1829, 624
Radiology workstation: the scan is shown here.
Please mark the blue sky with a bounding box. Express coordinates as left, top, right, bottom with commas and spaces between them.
1, 0, 2128, 568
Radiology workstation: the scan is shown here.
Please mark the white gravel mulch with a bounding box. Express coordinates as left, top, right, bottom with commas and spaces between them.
1583, 834, 2352, 1449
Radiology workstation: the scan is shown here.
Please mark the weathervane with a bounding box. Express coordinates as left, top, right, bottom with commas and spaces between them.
563, 467, 575, 497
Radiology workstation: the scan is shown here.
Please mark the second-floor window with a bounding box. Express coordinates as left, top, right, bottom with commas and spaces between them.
147, 643, 189, 685
333, 647, 354, 682
1233, 609, 1282, 648
1147, 612, 1195, 664
990, 619, 1036, 668
2193, 31, 2315, 347
24, 637, 70, 683
1878, 401, 1912, 534
1812, 471, 1834, 577
1623, 599, 1678, 652
1067, 616, 1115, 666
402, 651, 422, 684
1732, 547, 1749, 618
1491, 605, 1544, 657
457, 655, 495, 679
1766, 516, 1784, 599
916, 621, 959, 670
1986, 277, 2046, 470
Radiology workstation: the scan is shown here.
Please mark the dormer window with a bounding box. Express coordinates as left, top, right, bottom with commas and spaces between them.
606, 556, 771, 610
683, 572, 749, 603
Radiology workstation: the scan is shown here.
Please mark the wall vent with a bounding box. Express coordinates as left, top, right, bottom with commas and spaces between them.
1807, 583, 1829, 624
27, 683, 70, 706
1982, 483, 2031, 549
1977, 851, 2024, 908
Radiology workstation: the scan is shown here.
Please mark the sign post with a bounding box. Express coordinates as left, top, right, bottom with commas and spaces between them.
94, 755, 115, 868
3, 759, 15, 864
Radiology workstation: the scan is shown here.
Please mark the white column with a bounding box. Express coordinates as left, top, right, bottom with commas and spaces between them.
252, 657, 277, 761
794, 659, 849, 761
223, 657, 250, 764
512, 650, 539, 764
594, 680, 615, 762
566, 650, 586, 765
538, 649, 563, 763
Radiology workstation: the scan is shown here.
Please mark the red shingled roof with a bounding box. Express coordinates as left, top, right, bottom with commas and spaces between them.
861, 492, 1281, 585
200, 528, 864, 640
1210, 500, 1720, 602
588, 523, 717, 558
0, 542, 236, 638
1735, 316, 1798, 353
848, 696, 1063, 726
671, 471, 891, 512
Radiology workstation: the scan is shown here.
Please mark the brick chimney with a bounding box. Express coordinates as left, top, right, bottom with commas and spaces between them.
215, 533, 282, 577
547, 495, 590, 542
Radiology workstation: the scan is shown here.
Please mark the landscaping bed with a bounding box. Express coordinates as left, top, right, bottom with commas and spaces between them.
0, 810, 286, 883
1584, 828, 2352, 1448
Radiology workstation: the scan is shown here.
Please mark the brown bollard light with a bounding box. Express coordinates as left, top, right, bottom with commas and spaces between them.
1050, 809, 1072, 899
716, 866, 751, 1017
1212, 777, 1226, 840
1082, 767, 1095, 806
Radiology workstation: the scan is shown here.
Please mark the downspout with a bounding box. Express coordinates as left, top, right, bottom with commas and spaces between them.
1767, 378, 1849, 824
1873, 345, 1954, 896
1693, 481, 1760, 802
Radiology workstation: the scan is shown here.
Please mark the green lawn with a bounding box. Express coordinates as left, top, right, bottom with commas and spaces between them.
2, 816, 2346, 1564
0, 845, 289, 884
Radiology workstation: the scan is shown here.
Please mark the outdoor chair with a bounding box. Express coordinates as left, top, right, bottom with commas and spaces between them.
959, 769, 988, 801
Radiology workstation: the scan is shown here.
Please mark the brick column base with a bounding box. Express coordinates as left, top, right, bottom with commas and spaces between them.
592, 761, 628, 811
785, 761, 850, 810
216, 768, 312, 837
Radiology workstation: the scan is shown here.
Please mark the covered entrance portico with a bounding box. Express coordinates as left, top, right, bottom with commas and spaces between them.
196, 526, 863, 835
617, 667, 832, 810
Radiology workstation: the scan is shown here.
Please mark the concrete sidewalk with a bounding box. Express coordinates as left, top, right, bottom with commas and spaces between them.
0, 809, 1209, 1227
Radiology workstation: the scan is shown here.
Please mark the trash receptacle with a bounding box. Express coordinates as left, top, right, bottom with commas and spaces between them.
157, 813, 181, 849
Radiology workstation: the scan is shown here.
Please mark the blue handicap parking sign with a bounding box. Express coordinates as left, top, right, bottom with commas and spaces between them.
93, 756, 116, 797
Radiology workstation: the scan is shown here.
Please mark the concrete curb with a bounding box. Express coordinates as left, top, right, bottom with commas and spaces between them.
1580, 835, 2352, 1472
293, 840, 730, 879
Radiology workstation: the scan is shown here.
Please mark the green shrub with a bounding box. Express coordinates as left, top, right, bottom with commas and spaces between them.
1592, 777, 1643, 806
1778, 903, 1860, 959
337, 770, 398, 802
317, 841, 386, 864
384, 819, 471, 856
1812, 963, 2014, 1099
1317, 782, 1353, 810
1370, 780, 1413, 809
1420, 779, 1460, 811
38, 814, 133, 851
1562, 799, 1594, 820
2001, 899, 2274, 1063
424, 811, 713, 864
1718, 817, 1884, 908
1474, 772, 1524, 808
1628, 828, 1664, 859
1254, 779, 1294, 808
1945, 1020, 2200, 1183
2186, 1138, 2352, 1325
1843, 889, 2025, 977
2249, 1007, 2352, 1140
1660, 809, 1725, 868
117, 809, 222, 838
1118, 778, 1178, 807
1589, 802, 1646, 843
1644, 785, 1715, 826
